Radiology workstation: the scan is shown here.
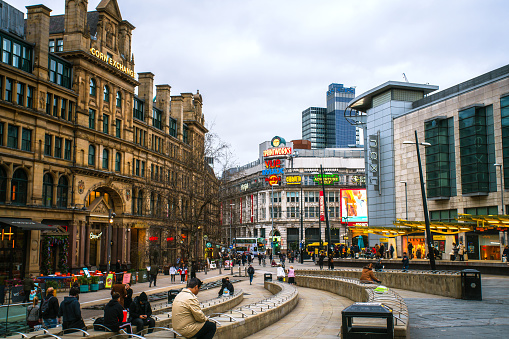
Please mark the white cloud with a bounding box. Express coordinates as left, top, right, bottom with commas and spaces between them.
9, 0, 509, 166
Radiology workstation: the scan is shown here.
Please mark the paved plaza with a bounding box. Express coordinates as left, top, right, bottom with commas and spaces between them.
47, 260, 509, 338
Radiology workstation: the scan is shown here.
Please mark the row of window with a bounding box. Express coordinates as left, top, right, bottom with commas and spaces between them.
42, 173, 68, 208
87, 145, 121, 172
48, 55, 72, 89
429, 207, 499, 222
90, 78, 122, 107
44, 134, 72, 160
0, 33, 32, 73
49, 39, 63, 53
0, 123, 32, 151
46, 93, 74, 122
0, 76, 34, 108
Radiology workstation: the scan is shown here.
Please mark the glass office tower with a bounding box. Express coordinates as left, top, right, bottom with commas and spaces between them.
302, 107, 327, 149
326, 83, 356, 148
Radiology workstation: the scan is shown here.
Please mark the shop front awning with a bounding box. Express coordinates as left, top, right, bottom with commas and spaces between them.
0, 218, 56, 231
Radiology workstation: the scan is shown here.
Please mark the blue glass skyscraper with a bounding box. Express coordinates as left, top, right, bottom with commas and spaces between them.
326, 83, 356, 148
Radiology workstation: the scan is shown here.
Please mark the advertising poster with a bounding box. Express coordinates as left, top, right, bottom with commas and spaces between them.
122, 273, 131, 284
341, 188, 368, 224
105, 273, 114, 288
319, 191, 325, 221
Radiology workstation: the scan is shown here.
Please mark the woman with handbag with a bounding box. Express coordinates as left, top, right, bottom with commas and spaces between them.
26, 296, 42, 330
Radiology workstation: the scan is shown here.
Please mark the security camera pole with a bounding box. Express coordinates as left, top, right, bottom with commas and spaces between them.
106, 209, 115, 273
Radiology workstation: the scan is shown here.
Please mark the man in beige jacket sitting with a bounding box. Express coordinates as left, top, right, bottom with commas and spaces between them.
172, 278, 216, 339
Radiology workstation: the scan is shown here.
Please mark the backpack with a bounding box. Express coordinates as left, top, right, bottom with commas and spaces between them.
40, 296, 53, 317
93, 317, 105, 331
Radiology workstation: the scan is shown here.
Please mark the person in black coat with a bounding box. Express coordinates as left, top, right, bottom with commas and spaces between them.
129, 292, 155, 335
41, 287, 60, 328
58, 287, 85, 332
103, 292, 131, 333
124, 283, 133, 311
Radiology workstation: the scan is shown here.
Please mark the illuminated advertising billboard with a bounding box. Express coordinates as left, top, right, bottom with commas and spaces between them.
340, 188, 368, 225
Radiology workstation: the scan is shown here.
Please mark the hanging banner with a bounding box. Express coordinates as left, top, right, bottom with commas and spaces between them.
251, 195, 254, 223
319, 191, 325, 221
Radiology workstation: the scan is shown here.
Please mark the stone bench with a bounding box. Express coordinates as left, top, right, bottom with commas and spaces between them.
295, 273, 409, 339
296, 268, 462, 298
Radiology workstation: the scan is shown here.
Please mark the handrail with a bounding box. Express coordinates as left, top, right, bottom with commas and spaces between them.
110, 333, 145, 339
59, 328, 90, 336
13, 332, 28, 338
209, 313, 238, 322
137, 326, 181, 337
92, 324, 113, 332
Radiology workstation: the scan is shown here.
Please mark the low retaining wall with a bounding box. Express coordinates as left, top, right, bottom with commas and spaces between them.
296, 268, 462, 298
27, 291, 245, 339
213, 281, 299, 339
296, 274, 409, 339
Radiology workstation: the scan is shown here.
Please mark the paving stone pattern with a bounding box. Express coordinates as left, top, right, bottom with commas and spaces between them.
408, 276, 509, 338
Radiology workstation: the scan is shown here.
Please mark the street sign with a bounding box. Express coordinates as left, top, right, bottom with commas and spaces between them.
229, 245, 233, 249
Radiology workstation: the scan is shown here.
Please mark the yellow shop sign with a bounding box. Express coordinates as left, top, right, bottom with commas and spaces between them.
90, 48, 135, 78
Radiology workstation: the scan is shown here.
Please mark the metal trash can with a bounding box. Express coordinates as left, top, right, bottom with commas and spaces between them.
167, 289, 182, 304
264, 273, 272, 282
461, 269, 482, 300
341, 302, 394, 338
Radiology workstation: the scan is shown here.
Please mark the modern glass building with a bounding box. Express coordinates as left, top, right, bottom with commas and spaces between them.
326, 83, 356, 148
302, 107, 326, 149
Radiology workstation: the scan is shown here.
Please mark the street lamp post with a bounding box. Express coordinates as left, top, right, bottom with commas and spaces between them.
320, 165, 332, 257
300, 181, 304, 264
494, 164, 504, 215
400, 181, 408, 259
106, 209, 116, 273
403, 130, 435, 270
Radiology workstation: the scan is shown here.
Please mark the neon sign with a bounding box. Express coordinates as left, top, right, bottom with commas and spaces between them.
286, 176, 302, 185
149, 236, 159, 241
265, 175, 281, 186
90, 232, 102, 240
313, 174, 339, 185
263, 147, 292, 158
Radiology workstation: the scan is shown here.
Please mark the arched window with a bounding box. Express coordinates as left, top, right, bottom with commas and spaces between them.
89, 78, 96, 96
116, 91, 121, 108
137, 190, 143, 215
115, 152, 121, 172
0, 167, 7, 204
88, 145, 95, 166
57, 176, 68, 208
104, 85, 110, 102
102, 149, 109, 169
42, 173, 53, 207
150, 193, 155, 216
11, 168, 28, 205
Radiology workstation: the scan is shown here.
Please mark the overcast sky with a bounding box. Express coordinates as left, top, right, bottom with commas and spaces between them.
9, 0, 509, 167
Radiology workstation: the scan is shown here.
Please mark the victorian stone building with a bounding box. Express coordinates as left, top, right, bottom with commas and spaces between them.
0, 0, 214, 278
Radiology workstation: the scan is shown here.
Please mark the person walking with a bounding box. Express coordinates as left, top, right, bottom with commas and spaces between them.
328, 255, 334, 270
407, 242, 414, 259
360, 263, 381, 283
58, 287, 86, 332
452, 243, 459, 261
124, 283, 133, 311
111, 277, 127, 308
318, 253, 325, 270
287, 266, 295, 285
503, 245, 509, 262
149, 263, 159, 287
458, 242, 465, 261
170, 265, 177, 283
23, 274, 35, 303
173, 278, 216, 339
104, 292, 131, 333
26, 296, 41, 330
276, 264, 286, 282
40, 287, 60, 328
247, 264, 255, 285
402, 252, 410, 271
129, 292, 155, 335
389, 244, 394, 259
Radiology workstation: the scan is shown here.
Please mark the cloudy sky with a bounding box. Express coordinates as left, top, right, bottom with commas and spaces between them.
9, 0, 509, 166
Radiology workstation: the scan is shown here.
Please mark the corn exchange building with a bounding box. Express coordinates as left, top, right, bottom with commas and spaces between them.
0, 0, 214, 278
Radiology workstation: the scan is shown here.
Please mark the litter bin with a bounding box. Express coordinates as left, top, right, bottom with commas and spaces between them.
168, 289, 182, 304
341, 302, 394, 338
461, 269, 482, 300
264, 273, 272, 282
